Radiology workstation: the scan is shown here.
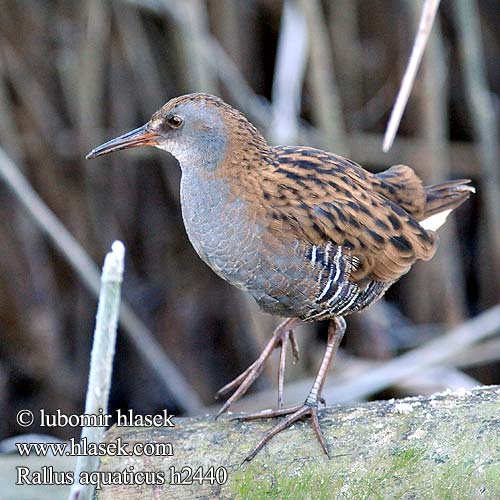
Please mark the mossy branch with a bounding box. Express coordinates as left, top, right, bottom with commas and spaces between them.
97, 385, 500, 499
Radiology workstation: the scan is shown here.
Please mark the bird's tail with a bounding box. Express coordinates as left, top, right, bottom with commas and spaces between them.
420, 179, 475, 231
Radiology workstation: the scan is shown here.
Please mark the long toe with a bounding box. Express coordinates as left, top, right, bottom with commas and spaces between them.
215, 318, 300, 416
239, 403, 329, 463
215, 362, 267, 418
214, 360, 258, 399
234, 403, 303, 422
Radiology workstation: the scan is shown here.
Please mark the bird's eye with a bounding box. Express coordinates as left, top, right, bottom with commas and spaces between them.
168, 115, 183, 129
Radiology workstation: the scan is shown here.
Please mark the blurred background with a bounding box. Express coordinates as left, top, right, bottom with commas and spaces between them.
0, 0, 498, 443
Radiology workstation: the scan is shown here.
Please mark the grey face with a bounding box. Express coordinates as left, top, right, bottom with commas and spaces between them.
86, 99, 228, 172
151, 101, 228, 171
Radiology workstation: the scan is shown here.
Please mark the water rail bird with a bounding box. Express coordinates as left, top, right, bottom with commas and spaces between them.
87, 93, 474, 462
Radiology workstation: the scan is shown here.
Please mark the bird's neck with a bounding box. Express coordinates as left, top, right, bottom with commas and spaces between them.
179, 126, 273, 238
215, 126, 274, 196
166, 134, 228, 172
175, 107, 276, 226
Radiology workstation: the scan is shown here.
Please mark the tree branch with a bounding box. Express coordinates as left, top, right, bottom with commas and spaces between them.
97, 385, 500, 499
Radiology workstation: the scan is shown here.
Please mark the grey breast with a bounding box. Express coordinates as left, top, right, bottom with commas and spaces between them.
179, 169, 264, 291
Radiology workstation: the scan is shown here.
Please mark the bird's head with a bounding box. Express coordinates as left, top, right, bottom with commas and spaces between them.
86, 93, 262, 171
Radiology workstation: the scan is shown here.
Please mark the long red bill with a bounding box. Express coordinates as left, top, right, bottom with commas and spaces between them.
86, 124, 159, 159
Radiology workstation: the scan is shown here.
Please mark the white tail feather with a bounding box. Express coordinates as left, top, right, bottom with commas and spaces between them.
458, 185, 476, 194
420, 209, 452, 231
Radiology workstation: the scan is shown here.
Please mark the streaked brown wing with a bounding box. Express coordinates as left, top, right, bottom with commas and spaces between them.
263, 146, 436, 283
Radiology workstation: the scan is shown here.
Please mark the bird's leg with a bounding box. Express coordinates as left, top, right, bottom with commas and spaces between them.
237, 316, 346, 463
215, 317, 300, 418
